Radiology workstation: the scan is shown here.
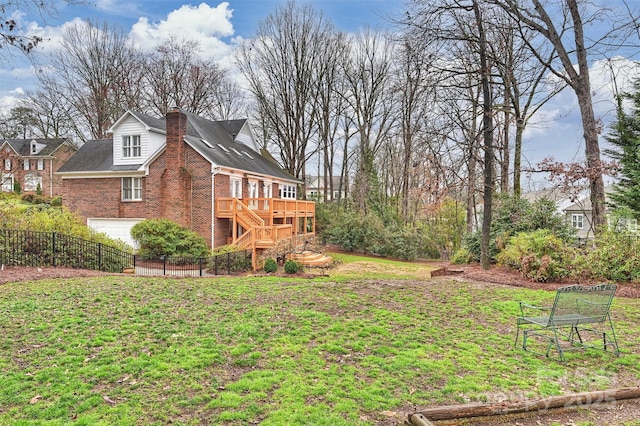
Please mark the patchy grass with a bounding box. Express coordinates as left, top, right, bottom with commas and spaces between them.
1, 257, 639, 425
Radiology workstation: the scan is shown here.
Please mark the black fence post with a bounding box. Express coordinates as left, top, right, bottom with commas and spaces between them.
163, 255, 167, 275
51, 231, 56, 267
199, 257, 203, 277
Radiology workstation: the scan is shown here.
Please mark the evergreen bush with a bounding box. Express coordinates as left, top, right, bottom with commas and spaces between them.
496, 229, 575, 282
284, 259, 299, 274
263, 257, 277, 273
131, 219, 209, 258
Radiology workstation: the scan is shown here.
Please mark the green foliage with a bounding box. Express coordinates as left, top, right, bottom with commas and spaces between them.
21, 193, 49, 205
208, 246, 251, 273
325, 210, 386, 255
263, 257, 277, 273
464, 194, 575, 262
496, 229, 575, 282
13, 180, 20, 194
283, 259, 299, 274
35, 182, 42, 196
451, 247, 473, 264
605, 78, 640, 219
131, 219, 209, 258
584, 231, 640, 281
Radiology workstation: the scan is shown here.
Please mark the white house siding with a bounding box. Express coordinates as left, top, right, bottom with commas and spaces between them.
112, 115, 164, 166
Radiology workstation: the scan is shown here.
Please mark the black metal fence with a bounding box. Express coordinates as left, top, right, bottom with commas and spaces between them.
0, 229, 252, 276
134, 250, 252, 277
0, 229, 134, 273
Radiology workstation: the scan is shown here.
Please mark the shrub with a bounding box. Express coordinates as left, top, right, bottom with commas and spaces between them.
263, 258, 277, 273
464, 194, 575, 262
284, 259, 300, 274
584, 231, 640, 281
496, 229, 575, 282
451, 247, 473, 264
131, 219, 209, 258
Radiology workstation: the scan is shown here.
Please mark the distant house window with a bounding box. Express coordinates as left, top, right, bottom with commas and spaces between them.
230, 178, 242, 198
24, 173, 42, 192
31, 143, 37, 154
37, 159, 45, 170
122, 135, 141, 158
280, 184, 296, 200
1, 175, 13, 192
333, 191, 340, 199
122, 177, 142, 201
4, 159, 11, 170
571, 214, 584, 229
23, 160, 30, 171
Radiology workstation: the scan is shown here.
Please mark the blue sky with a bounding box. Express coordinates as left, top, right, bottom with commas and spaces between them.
2, 0, 639, 189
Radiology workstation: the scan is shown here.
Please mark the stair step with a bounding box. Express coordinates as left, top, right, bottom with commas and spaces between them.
291, 251, 332, 266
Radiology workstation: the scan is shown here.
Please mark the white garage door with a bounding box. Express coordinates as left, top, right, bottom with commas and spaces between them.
87, 218, 143, 249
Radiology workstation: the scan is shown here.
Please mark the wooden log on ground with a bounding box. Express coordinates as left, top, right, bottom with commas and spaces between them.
412, 387, 640, 421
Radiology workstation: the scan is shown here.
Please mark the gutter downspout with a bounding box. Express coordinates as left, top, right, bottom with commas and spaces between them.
211, 166, 222, 249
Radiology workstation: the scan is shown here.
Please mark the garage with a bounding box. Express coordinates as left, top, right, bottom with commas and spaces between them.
87, 218, 143, 249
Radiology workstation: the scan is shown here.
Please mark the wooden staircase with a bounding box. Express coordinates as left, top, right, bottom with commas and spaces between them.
290, 251, 332, 267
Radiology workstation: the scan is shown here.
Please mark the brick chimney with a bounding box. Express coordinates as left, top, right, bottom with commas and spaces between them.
161, 107, 191, 227
165, 107, 187, 170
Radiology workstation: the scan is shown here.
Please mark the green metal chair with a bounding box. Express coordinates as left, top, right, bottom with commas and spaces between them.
515, 284, 620, 361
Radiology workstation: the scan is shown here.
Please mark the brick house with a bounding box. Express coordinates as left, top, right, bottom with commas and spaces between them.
57, 108, 314, 263
0, 139, 76, 197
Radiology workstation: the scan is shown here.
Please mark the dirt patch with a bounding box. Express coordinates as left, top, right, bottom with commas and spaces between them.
0, 266, 112, 285
436, 262, 640, 298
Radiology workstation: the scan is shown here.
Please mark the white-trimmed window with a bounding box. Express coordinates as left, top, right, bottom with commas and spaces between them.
571, 213, 584, 229
279, 184, 296, 200
37, 159, 45, 170
122, 135, 141, 158
23, 159, 30, 171
122, 177, 142, 201
4, 159, 11, 170
1, 175, 13, 192
230, 178, 242, 198
24, 173, 42, 192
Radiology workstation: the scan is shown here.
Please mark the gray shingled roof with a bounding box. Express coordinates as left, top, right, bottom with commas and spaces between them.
1, 139, 70, 156
57, 139, 138, 173
57, 111, 298, 182
128, 111, 166, 132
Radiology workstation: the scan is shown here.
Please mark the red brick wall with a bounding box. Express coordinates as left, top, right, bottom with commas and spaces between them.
61, 177, 145, 221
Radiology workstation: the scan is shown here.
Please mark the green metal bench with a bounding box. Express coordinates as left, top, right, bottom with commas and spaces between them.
515, 284, 620, 361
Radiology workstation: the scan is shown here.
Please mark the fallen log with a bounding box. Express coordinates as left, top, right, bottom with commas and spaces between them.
411, 387, 640, 421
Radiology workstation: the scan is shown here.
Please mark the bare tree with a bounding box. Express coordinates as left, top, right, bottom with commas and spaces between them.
236, 0, 336, 180
37, 20, 142, 139
142, 37, 228, 118
490, 0, 622, 232
0, 0, 83, 54
342, 28, 395, 213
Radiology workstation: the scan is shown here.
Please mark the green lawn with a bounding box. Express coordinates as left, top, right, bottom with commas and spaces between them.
1, 255, 639, 425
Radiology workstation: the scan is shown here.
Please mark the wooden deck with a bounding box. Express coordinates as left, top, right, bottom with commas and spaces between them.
215, 197, 316, 269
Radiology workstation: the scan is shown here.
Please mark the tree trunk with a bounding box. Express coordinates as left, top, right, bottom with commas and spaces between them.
474, 0, 494, 270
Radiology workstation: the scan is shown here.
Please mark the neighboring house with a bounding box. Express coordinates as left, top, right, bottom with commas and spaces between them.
56, 108, 315, 266
0, 138, 76, 197
524, 185, 637, 239
304, 175, 346, 201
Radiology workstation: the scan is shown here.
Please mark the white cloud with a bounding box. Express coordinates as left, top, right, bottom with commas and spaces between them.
129, 2, 238, 62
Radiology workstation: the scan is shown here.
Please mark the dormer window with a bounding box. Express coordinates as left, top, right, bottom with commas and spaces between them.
122, 135, 141, 158
31, 142, 37, 154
